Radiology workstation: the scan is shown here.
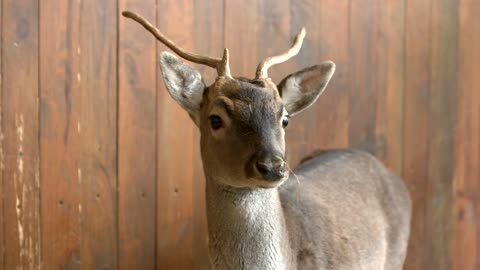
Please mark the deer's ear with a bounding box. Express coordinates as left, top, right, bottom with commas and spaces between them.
159, 52, 205, 122
278, 61, 335, 116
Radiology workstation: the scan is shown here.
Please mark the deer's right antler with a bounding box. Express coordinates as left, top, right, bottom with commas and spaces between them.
122, 11, 232, 78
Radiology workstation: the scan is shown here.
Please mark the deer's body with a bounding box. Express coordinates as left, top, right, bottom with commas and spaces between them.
124, 11, 412, 270
207, 150, 411, 270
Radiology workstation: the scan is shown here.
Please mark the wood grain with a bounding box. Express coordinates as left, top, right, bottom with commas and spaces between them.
257, 0, 291, 84
403, 0, 431, 269
374, 0, 405, 173
453, 1, 480, 269
0, 1, 477, 269
348, 0, 377, 153
0, 0, 4, 267
118, 0, 157, 269
286, 0, 350, 166
308, 0, 349, 153
224, 0, 259, 78
286, 0, 314, 166
426, 1, 457, 269
40, 0, 82, 268
79, 0, 118, 268
2, 0, 41, 269
156, 1, 196, 269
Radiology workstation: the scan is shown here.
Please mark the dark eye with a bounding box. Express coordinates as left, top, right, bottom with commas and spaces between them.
282, 115, 289, 128
209, 115, 223, 130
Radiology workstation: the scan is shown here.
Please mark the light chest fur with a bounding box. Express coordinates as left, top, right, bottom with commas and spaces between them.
207, 182, 295, 270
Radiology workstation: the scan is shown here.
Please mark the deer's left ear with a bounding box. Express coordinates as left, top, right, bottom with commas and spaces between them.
278, 61, 335, 116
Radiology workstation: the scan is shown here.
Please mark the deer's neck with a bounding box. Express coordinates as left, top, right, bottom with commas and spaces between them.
206, 178, 294, 270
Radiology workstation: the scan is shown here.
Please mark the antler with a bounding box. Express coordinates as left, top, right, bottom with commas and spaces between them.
255, 28, 306, 79
122, 11, 232, 78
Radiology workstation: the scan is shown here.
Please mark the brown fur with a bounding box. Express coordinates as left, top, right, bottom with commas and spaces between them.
281, 150, 411, 269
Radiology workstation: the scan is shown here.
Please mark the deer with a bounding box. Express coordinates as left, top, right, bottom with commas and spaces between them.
123, 11, 412, 270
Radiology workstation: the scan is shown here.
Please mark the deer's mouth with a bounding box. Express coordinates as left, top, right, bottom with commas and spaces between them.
252, 170, 289, 188
257, 166, 288, 182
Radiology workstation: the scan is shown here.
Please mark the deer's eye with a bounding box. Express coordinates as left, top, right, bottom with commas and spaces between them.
282, 115, 289, 128
209, 115, 223, 130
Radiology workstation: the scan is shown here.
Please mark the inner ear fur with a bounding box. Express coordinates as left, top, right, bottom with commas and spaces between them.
159, 52, 206, 121
278, 61, 335, 115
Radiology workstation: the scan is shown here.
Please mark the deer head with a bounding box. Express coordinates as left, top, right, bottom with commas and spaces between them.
123, 11, 335, 189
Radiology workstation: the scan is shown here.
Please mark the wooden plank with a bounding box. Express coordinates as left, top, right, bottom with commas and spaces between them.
284, 0, 350, 166
118, 0, 157, 269
286, 0, 315, 166
156, 0, 196, 268
425, 0, 458, 269
39, 0, 82, 268
403, 0, 431, 269
374, 0, 405, 173
224, 0, 259, 79
2, 0, 41, 269
307, 0, 349, 155
257, 0, 291, 84
0, 0, 4, 267
191, 0, 224, 269
453, 1, 480, 269
78, 0, 118, 268
348, 0, 377, 153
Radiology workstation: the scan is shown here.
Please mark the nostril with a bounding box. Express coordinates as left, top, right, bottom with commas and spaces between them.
256, 161, 270, 175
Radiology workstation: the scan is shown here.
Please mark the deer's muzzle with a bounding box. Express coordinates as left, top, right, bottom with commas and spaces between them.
254, 153, 287, 182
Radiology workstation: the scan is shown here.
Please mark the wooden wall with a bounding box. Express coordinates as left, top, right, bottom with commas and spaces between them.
0, 0, 478, 269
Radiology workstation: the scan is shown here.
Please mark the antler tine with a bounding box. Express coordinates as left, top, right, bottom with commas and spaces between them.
255, 27, 306, 79
122, 11, 232, 78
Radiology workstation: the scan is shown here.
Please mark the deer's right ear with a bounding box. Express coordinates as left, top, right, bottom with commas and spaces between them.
159, 52, 205, 123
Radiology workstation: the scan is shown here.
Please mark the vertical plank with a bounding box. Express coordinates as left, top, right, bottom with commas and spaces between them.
118, 0, 157, 269
286, 0, 350, 166
287, 0, 350, 166
40, 0, 82, 268
0, 0, 4, 267
191, 0, 224, 269
286, 0, 315, 166
224, 0, 258, 78
348, 0, 377, 153
403, 0, 431, 269
79, 0, 118, 268
2, 0, 41, 269
454, 1, 480, 269
374, 0, 405, 173
156, 1, 195, 268
425, 0, 457, 269
257, 0, 291, 84
307, 0, 349, 154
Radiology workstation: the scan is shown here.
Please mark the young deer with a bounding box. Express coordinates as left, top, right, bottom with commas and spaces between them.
123, 11, 412, 270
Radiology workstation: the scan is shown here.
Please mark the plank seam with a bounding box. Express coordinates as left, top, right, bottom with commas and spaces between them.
154, 1, 159, 268
37, 0, 42, 268
423, 1, 434, 268
0, 0, 4, 267
399, 0, 406, 176
115, 0, 120, 268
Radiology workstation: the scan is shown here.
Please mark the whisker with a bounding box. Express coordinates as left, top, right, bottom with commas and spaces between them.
286, 162, 302, 202
286, 162, 300, 185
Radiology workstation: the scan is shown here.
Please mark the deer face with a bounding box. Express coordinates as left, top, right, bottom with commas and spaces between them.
199, 77, 288, 188
123, 11, 335, 188
159, 53, 335, 188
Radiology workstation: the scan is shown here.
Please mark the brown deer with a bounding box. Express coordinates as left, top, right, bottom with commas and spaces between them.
123, 11, 412, 270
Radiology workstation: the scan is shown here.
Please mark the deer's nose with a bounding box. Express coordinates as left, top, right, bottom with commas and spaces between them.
255, 156, 286, 181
